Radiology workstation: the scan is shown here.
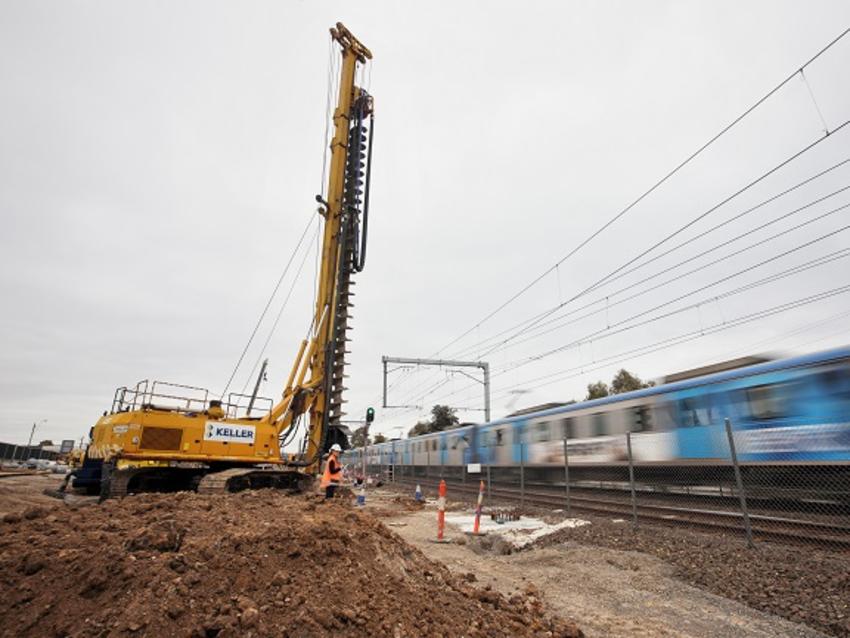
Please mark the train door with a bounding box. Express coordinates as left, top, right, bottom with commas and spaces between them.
511, 420, 528, 463
673, 388, 724, 459
438, 431, 448, 465
478, 425, 494, 465
468, 425, 480, 464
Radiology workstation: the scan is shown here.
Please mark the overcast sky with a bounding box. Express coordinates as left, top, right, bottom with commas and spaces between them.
2, 1, 850, 445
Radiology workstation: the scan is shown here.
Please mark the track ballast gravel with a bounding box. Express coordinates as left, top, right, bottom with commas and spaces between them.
0, 490, 582, 638
534, 517, 849, 637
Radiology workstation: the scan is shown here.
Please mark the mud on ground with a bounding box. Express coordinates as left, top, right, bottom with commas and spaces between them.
0, 489, 582, 638
0, 473, 66, 516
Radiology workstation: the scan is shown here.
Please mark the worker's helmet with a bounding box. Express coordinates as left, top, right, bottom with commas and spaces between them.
330, 443, 342, 452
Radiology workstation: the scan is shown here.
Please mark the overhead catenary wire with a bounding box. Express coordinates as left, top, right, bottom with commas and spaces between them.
432, 27, 850, 359
715, 306, 850, 361
362, 29, 850, 428
396, 248, 850, 417
388, 234, 849, 424
446, 175, 850, 361
474, 199, 850, 359
473, 119, 850, 361
504, 237, 850, 372
418, 283, 850, 414
489, 284, 850, 401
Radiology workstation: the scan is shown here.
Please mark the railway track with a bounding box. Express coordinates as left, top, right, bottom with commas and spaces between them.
391, 476, 850, 550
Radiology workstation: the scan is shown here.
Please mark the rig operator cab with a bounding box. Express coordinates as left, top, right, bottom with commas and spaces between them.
74, 23, 374, 499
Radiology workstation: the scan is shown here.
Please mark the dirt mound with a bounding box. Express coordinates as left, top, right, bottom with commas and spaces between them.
0, 490, 582, 637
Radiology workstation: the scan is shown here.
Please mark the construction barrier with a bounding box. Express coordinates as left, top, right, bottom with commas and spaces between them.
472, 480, 485, 534
437, 479, 446, 541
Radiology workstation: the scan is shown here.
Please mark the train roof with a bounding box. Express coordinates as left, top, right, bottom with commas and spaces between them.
365, 346, 850, 445
478, 345, 850, 428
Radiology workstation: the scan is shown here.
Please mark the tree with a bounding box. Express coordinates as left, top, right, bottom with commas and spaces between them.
406, 405, 460, 438
373, 433, 387, 444
430, 405, 459, 431
408, 421, 430, 438
349, 426, 370, 448
585, 369, 653, 401
610, 369, 655, 394
586, 381, 609, 400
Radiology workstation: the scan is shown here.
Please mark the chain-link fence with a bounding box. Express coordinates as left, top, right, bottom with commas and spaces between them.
371, 420, 850, 554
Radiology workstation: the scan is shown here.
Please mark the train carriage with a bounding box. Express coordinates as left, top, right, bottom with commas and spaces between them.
357, 346, 850, 499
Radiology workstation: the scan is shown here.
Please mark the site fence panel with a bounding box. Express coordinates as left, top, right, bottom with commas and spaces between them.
0, 443, 61, 463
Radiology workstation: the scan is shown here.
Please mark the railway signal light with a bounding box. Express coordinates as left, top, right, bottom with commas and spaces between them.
366, 407, 375, 423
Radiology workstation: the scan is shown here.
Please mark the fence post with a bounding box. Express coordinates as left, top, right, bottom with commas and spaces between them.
426, 449, 430, 479
626, 432, 637, 529
562, 437, 571, 516
520, 442, 526, 508
725, 418, 754, 548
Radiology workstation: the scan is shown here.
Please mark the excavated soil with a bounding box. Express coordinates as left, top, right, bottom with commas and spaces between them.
0, 490, 582, 638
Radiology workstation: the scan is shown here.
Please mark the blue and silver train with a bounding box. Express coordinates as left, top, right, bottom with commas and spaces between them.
351, 346, 850, 491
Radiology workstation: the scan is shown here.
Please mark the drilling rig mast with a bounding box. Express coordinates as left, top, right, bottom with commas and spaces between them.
74, 23, 374, 497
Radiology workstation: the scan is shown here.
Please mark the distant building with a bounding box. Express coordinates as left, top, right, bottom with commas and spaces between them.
505, 402, 574, 418
662, 355, 774, 384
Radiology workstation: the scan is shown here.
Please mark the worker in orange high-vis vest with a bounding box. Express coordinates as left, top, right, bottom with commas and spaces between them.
321, 443, 343, 499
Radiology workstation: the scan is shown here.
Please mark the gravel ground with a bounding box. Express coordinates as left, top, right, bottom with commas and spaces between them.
371, 488, 828, 637
535, 516, 850, 637
384, 482, 848, 637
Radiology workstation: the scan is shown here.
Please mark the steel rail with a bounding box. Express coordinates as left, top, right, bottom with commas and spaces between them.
390, 476, 850, 550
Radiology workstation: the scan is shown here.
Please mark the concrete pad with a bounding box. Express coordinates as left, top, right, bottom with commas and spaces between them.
444, 512, 591, 548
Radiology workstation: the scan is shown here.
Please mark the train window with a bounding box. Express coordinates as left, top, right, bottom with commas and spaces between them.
533, 422, 550, 442
818, 368, 850, 400
654, 402, 676, 430
495, 429, 504, 446
632, 405, 652, 432
513, 424, 526, 444
746, 385, 789, 420
591, 412, 607, 437
680, 396, 711, 427
560, 418, 574, 439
